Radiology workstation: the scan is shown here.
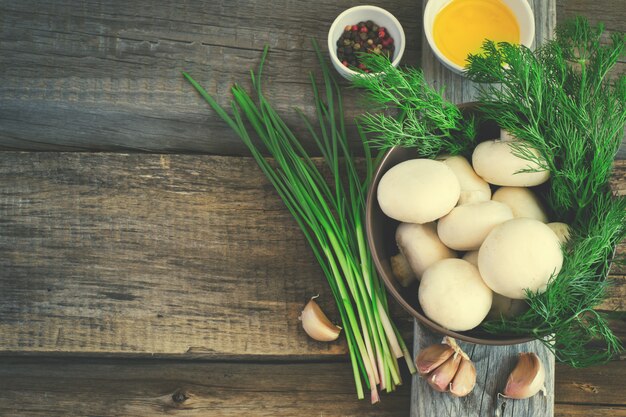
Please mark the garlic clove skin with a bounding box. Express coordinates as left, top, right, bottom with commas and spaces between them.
415, 343, 455, 375
427, 352, 462, 392
503, 352, 546, 399
299, 297, 341, 342
450, 358, 477, 397
443, 336, 470, 361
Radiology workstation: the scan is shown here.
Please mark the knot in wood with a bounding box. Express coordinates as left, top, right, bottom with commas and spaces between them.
171, 390, 189, 404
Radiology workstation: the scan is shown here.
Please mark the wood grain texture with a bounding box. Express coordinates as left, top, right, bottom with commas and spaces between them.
410, 2, 556, 416
555, 359, 626, 405
555, 405, 626, 417
0, 152, 413, 357
0, 0, 421, 154
0, 0, 623, 155
0, 356, 622, 417
0, 357, 412, 416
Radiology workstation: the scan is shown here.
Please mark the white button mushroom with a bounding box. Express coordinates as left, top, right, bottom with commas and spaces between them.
396, 222, 456, 279
437, 201, 514, 251
464, 250, 528, 319
462, 251, 479, 266
492, 187, 549, 222
500, 128, 517, 142
377, 159, 461, 224
472, 140, 550, 187
439, 155, 491, 205
487, 293, 529, 320
547, 222, 571, 244
478, 218, 564, 299
419, 259, 493, 331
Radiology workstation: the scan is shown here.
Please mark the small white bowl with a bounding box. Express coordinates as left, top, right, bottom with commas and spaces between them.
423, 0, 535, 74
328, 5, 406, 80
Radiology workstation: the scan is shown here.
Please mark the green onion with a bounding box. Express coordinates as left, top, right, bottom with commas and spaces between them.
183, 41, 416, 402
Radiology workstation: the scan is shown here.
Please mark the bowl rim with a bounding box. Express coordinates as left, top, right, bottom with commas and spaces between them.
422, 0, 535, 74
364, 102, 535, 345
327, 5, 406, 78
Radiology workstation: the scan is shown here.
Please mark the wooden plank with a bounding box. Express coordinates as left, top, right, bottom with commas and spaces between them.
0, 357, 623, 417
555, 359, 626, 405
557, 0, 626, 43
411, 1, 556, 416
555, 405, 626, 417
0, 357, 412, 416
0, 152, 413, 357
0, 0, 421, 154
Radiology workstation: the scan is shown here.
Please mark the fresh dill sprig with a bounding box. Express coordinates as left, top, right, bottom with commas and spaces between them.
467, 17, 626, 366
352, 53, 477, 158
466, 17, 626, 221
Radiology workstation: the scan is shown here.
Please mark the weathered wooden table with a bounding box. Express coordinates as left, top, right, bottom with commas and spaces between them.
0, 1, 625, 416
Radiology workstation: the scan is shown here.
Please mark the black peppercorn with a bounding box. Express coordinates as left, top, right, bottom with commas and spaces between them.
335, 19, 395, 72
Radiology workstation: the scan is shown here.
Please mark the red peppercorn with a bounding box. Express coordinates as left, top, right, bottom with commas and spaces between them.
342, 60, 349, 67
351, 25, 358, 31
379, 27, 386, 32
358, 63, 366, 70
378, 31, 385, 39
360, 26, 368, 33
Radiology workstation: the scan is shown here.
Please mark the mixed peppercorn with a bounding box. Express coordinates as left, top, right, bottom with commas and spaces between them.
336, 20, 395, 72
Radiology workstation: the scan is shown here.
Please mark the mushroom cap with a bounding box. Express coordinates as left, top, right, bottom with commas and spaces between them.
487, 293, 529, 320
419, 258, 493, 331
377, 159, 460, 223
396, 222, 456, 278
437, 200, 514, 251
440, 155, 491, 205
547, 222, 571, 244
478, 218, 563, 299
472, 140, 550, 187
492, 186, 549, 222
462, 251, 479, 266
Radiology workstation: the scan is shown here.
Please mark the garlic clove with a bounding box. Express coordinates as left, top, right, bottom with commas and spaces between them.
416, 343, 455, 375
503, 352, 546, 399
299, 296, 341, 342
450, 358, 477, 397
427, 352, 462, 392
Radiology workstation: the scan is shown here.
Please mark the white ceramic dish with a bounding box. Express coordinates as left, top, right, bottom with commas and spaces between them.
423, 0, 535, 74
327, 5, 406, 80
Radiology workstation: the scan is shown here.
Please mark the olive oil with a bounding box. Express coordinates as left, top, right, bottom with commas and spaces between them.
433, 0, 520, 67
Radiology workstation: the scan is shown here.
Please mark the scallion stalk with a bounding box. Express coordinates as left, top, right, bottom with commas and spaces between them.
183, 41, 415, 401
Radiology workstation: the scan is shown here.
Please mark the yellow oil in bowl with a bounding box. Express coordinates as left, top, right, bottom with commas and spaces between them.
433, 0, 520, 68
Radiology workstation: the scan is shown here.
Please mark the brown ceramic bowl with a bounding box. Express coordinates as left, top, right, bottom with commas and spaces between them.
365, 103, 534, 345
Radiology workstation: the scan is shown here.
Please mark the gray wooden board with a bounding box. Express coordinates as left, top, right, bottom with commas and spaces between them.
411, 1, 557, 416
412, 323, 555, 417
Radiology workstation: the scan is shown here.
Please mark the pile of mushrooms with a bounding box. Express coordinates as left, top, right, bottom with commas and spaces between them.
378, 130, 568, 331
